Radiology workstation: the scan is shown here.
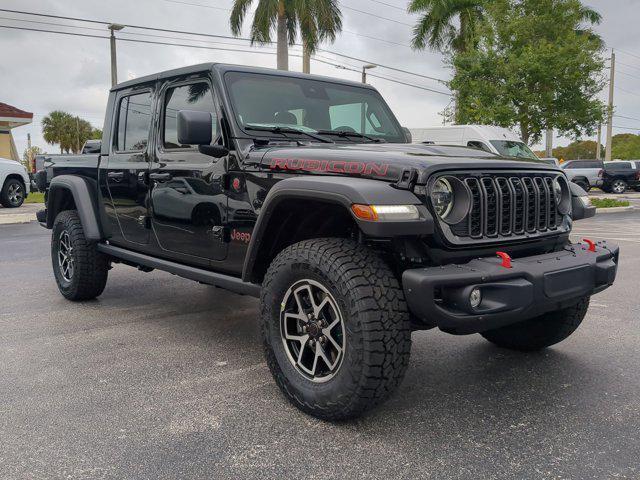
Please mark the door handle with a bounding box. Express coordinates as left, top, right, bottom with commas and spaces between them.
107, 172, 124, 180
149, 172, 172, 181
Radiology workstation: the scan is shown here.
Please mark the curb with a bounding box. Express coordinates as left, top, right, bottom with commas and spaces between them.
596, 206, 635, 215
0, 214, 36, 225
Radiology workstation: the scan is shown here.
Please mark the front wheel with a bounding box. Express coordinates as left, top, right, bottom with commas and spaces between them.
52, 210, 109, 301
260, 238, 412, 420
481, 297, 589, 351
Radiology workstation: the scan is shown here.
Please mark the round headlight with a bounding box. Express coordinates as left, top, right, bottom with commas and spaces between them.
432, 178, 454, 218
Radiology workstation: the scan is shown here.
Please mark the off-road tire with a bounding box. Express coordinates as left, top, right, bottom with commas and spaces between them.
261, 238, 412, 421
481, 297, 590, 351
51, 210, 109, 301
1, 178, 25, 208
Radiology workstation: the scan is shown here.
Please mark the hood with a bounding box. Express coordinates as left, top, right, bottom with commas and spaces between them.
255, 143, 559, 184
0, 157, 25, 170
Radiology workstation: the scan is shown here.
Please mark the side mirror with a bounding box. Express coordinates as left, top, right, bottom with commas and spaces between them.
177, 110, 212, 145
402, 127, 412, 143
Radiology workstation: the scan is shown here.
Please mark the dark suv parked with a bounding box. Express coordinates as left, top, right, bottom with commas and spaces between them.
602, 161, 640, 193
36, 63, 619, 420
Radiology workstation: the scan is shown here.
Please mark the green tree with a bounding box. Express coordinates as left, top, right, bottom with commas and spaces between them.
230, 0, 342, 72
296, 0, 342, 73
449, 0, 605, 144
409, 0, 487, 54
549, 140, 603, 160
42, 111, 102, 154
42, 110, 74, 154
610, 133, 640, 160
22, 145, 44, 172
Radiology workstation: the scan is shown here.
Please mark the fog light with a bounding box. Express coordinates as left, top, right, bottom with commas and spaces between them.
469, 288, 482, 309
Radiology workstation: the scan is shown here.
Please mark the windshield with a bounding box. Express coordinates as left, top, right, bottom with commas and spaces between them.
490, 140, 538, 159
225, 72, 406, 143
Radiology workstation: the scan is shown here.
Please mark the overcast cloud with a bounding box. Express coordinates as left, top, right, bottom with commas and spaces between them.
1, 0, 639, 157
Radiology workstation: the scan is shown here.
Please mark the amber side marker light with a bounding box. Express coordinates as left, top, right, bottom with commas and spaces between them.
351, 204, 420, 221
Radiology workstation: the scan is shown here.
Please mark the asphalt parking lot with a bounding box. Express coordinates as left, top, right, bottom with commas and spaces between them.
1, 213, 639, 479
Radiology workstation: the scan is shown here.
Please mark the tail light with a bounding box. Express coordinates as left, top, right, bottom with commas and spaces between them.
598, 169, 603, 178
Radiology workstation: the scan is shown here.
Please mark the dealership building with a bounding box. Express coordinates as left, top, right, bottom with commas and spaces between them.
0, 102, 33, 161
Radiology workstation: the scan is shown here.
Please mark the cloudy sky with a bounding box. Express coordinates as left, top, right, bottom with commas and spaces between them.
2, 0, 640, 157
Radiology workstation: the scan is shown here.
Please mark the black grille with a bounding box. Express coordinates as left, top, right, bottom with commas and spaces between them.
448, 172, 563, 241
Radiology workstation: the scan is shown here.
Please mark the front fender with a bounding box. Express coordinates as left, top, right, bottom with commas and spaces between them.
46, 175, 103, 241
242, 176, 433, 282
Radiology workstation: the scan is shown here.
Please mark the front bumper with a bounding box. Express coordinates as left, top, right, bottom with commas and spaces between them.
403, 241, 619, 334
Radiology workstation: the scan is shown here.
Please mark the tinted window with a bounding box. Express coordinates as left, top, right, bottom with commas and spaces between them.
116, 92, 152, 152
606, 162, 631, 169
467, 141, 491, 153
489, 140, 537, 159
163, 82, 218, 149
225, 72, 405, 143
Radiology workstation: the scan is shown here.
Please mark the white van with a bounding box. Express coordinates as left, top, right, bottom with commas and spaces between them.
409, 125, 539, 160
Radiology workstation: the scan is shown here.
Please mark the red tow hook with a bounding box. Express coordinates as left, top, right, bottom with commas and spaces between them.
582, 238, 597, 252
496, 251, 512, 268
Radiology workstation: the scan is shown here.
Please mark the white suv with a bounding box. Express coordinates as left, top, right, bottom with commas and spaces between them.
0, 157, 30, 208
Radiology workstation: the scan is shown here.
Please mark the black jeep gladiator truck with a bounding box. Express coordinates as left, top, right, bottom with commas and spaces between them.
37, 63, 619, 420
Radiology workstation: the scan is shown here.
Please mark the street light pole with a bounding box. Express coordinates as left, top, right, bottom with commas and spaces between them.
605, 50, 615, 162
108, 24, 125, 87
361, 64, 376, 84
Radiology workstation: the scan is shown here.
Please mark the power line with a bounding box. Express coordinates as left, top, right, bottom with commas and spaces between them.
617, 70, 640, 82
611, 125, 640, 131
363, 0, 407, 12
616, 48, 640, 62
616, 86, 640, 98
341, 5, 413, 27
0, 22, 449, 97
162, 0, 231, 11
614, 114, 640, 123
616, 60, 640, 72
0, 8, 447, 86
0, 24, 279, 56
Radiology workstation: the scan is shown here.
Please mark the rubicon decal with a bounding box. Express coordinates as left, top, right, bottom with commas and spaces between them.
269, 158, 390, 177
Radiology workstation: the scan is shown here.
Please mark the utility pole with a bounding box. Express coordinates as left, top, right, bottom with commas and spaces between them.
361, 65, 376, 134
596, 123, 602, 160
108, 24, 125, 87
605, 49, 615, 162
27, 133, 31, 150
545, 128, 553, 157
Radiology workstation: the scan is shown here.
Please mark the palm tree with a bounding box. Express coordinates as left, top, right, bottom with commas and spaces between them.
230, 0, 342, 72
231, 0, 294, 70
42, 111, 74, 154
295, 0, 342, 73
408, 0, 487, 54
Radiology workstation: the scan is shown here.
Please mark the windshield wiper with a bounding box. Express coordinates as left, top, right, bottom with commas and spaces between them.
245, 125, 333, 144
316, 130, 386, 143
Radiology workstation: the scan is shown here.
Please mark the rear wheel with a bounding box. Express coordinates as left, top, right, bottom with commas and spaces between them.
481, 297, 589, 351
52, 210, 109, 301
573, 179, 590, 192
261, 238, 411, 420
1, 178, 25, 208
611, 179, 627, 194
